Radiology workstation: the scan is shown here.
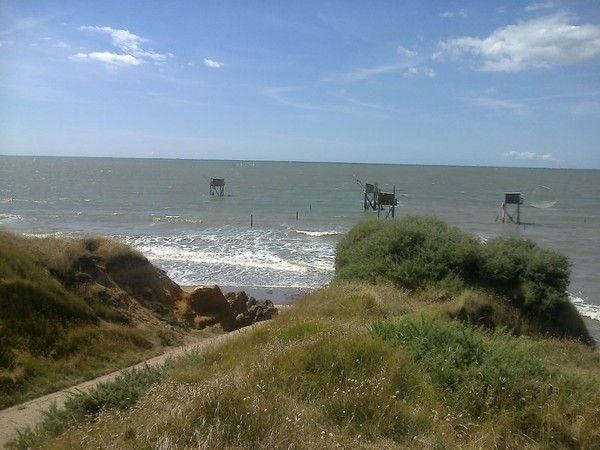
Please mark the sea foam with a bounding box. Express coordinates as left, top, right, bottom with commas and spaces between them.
570, 294, 600, 322
295, 230, 340, 237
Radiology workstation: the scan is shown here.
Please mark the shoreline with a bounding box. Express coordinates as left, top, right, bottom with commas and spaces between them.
584, 317, 600, 345
181, 285, 318, 306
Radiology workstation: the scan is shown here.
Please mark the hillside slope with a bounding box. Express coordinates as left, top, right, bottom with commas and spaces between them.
17, 283, 600, 449
0, 231, 275, 409
13, 217, 599, 449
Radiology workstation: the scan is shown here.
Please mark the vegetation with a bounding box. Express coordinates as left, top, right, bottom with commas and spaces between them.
12, 283, 600, 449
5, 217, 599, 448
0, 231, 185, 409
336, 217, 592, 343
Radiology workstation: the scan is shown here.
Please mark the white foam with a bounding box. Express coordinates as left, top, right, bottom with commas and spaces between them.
134, 242, 310, 274
295, 230, 340, 237
0, 214, 24, 224
569, 293, 600, 322
152, 216, 203, 225
21, 232, 65, 238
476, 233, 489, 244
120, 226, 336, 287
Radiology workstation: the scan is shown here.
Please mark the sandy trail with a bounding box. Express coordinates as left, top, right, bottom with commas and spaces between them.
0, 324, 264, 448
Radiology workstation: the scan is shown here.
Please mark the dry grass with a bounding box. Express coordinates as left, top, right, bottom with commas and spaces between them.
0, 230, 184, 409
16, 282, 600, 449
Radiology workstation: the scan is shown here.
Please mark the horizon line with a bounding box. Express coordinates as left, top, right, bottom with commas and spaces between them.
0, 153, 596, 171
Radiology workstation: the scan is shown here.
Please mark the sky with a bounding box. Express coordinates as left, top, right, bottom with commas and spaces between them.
1, 1, 600, 168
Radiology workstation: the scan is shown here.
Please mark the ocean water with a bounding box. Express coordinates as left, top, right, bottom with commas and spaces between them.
1, 155, 599, 322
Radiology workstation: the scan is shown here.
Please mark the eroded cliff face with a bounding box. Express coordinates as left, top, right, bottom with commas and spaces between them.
67, 250, 183, 325
1, 232, 279, 353
57, 240, 277, 332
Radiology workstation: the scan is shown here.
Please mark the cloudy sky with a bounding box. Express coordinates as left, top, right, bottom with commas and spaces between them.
1, 1, 600, 168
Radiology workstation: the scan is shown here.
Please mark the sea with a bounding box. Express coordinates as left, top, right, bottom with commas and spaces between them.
1, 155, 599, 325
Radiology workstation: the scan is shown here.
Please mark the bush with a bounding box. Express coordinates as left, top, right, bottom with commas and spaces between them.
479, 238, 570, 314
335, 217, 480, 293
336, 217, 591, 343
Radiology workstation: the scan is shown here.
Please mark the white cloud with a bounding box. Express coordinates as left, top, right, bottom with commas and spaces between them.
404, 66, 436, 78
55, 41, 69, 48
203, 58, 224, 68
330, 62, 415, 82
524, 1, 555, 11
69, 52, 142, 66
72, 26, 171, 67
465, 96, 524, 110
504, 151, 556, 161
397, 45, 417, 57
439, 13, 600, 72
440, 9, 467, 18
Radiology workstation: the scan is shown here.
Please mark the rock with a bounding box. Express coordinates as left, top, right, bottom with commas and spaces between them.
226, 291, 249, 315
187, 285, 230, 316
178, 286, 278, 331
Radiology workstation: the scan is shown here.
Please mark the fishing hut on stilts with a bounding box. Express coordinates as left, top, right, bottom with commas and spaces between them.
362, 182, 397, 219
498, 192, 523, 224
377, 187, 397, 219
363, 183, 378, 210
209, 178, 225, 197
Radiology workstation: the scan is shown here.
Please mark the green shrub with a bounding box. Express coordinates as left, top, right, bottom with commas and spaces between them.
336, 217, 591, 343
335, 217, 480, 293
479, 238, 571, 314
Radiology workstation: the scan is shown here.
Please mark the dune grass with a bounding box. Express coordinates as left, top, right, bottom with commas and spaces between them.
0, 231, 184, 409
14, 283, 600, 449
5, 218, 599, 448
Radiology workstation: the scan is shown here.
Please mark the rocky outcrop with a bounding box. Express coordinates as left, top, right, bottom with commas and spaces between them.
179, 285, 277, 331
225, 291, 278, 328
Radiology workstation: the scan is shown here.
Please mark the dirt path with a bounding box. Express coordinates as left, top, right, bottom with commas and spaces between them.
0, 324, 264, 448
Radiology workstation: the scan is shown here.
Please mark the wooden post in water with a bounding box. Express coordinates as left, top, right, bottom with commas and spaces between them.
250, 214, 253, 228
296, 211, 299, 221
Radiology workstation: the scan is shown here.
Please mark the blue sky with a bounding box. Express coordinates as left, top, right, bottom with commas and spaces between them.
1, 1, 600, 168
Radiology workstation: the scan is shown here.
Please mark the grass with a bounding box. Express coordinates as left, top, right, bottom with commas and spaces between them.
11, 363, 170, 449
0, 230, 186, 408
5, 218, 599, 448
14, 282, 600, 449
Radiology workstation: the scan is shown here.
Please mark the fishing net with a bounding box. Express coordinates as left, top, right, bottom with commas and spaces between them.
529, 185, 557, 209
